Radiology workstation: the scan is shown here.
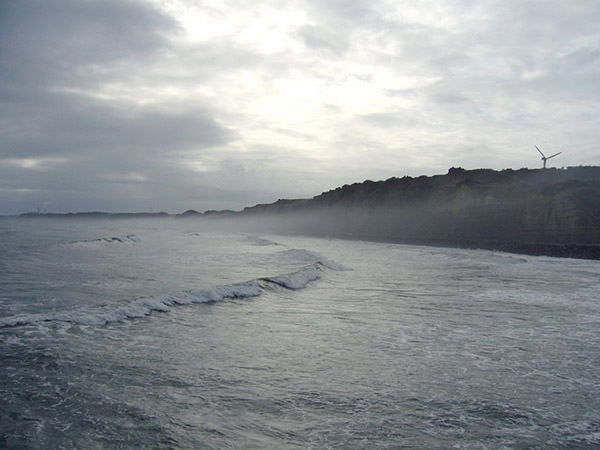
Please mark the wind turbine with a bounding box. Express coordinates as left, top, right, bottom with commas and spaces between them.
535, 146, 561, 168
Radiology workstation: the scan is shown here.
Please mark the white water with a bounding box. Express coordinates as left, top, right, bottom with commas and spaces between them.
1, 218, 599, 449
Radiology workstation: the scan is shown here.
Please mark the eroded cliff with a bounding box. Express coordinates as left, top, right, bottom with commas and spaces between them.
240, 167, 600, 249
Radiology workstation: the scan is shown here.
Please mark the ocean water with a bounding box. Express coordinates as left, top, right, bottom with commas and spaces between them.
1, 218, 600, 449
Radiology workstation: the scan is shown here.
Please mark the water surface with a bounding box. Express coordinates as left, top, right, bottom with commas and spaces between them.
1, 218, 599, 449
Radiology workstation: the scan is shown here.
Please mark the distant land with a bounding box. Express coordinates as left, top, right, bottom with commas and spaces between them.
15, 166, 600, 260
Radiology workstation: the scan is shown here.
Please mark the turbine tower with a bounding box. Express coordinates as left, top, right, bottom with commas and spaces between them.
535, 146, 561, 169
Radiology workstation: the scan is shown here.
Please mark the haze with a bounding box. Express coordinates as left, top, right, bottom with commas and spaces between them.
1, 0, 599, 215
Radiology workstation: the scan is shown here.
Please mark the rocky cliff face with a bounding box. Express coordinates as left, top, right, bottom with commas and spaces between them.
241, 167, 600, 246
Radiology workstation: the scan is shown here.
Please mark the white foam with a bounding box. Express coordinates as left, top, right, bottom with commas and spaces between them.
273, 248, 352, 271
245, 235, 280, 246
584, 431, 600, 444
66, 234, 142, 249
0, 312, 58, 328
316, 256, 352, 271
3, 335, 23, 345
264, 266, 322, 290
0, 265, 330, 328
201, 281, 264, 302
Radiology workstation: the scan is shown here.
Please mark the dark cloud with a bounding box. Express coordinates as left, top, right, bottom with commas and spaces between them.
297, 25, 350, 55
0, 0, 177, 92
0, 0, 202, 164
0, 0, 239, 214
304, 0, 379, 26
1, 92, 232, 158
358, 111, 419, 128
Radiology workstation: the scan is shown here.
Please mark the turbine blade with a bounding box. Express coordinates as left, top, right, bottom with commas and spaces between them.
535, 146, 545, 157
547, 152, 562, 159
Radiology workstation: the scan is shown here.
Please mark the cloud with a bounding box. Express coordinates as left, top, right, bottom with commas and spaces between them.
0, 0, 177, 89
297, 24, 350, 55
0, 0, 241, 213
1, 0, 599, 214
2, 92, 232, 156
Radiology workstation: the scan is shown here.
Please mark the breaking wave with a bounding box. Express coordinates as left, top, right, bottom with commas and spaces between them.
244, 235, 281, 246
65, 234, 141, 248
0, 262, 338, 328
270, 248, 351, 271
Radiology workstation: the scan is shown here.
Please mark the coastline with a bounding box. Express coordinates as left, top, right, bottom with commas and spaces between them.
7, 166, 600, 261
6, 213, 600, 260
287, 232, 600, 261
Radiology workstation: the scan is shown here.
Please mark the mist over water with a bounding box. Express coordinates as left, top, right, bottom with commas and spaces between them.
1, 218, 600, 449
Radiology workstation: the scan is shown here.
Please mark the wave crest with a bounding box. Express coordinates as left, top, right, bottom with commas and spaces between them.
65, 235, 141, 249
0, 264, 332, 328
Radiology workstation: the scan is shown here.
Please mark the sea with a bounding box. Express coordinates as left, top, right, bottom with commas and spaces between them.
1, 217, 599, 449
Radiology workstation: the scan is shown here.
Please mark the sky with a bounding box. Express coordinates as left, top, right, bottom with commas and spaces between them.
1, 0, 599, 215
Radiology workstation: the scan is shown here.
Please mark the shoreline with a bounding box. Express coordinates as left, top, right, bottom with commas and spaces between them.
6, 214, 599, 261
289, 232, 600, 261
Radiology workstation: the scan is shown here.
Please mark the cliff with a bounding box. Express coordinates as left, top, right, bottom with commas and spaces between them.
239, 167, 600, 258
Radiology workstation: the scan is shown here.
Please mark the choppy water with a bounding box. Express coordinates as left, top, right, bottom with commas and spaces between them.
1, 218, 600, 449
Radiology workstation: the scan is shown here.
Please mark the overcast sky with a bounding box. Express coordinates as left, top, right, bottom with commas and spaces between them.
1, 0, 599, 214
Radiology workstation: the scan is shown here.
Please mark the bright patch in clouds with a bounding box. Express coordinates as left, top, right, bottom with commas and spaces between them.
1, 158, 68, 171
